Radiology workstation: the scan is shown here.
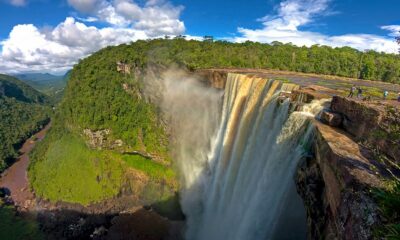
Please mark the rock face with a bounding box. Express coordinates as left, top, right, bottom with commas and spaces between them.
297, 121, 386, 240
194, 70, 227, 89
83, 129, 124, 150
291, 85, 340, 103
321, 111, 343, 127
331, 96, 400, 163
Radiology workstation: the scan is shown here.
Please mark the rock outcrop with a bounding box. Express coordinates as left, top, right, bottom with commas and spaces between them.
194, 70, 227, 89
320, 111, 343, 127
83, 129, 123, 150
297, 121, 387, 240
331, 96, 400, 163
291, 85, 340, 103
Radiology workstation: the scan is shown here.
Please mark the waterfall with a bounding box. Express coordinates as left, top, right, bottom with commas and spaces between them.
179, 73, 327, 240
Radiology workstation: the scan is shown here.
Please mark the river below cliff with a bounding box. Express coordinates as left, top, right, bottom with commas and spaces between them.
0, 123, 51, 208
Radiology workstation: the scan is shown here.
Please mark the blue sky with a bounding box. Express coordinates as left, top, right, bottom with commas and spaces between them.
0, 0, 399, 73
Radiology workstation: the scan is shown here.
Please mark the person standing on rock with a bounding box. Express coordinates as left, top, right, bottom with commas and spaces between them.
357, 87, 363, 99
383, 90, 389, 100
348, 85, 356, 98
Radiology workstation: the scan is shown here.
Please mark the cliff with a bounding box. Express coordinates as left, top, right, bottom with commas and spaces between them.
297, 121, 387, 239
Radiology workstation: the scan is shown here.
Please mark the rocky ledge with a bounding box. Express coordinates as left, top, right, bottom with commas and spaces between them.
297, 96, 399, 240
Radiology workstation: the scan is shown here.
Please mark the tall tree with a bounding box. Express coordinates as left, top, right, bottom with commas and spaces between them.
396, 31, 400, 53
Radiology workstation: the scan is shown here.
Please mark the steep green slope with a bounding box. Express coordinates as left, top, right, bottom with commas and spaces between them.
0, 74, 51, 172
62, 62, 168, 155
29, 42, 172, 205
0, 74, 51, 104
29, 132, 124, 205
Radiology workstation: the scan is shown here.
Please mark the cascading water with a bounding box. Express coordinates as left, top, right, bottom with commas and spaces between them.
175, 73, 327, 240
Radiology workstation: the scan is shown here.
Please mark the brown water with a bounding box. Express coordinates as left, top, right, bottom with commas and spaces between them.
0, 124, 51, 207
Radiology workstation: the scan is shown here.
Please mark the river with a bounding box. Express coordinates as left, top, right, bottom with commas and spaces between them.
0, 123, 51, 208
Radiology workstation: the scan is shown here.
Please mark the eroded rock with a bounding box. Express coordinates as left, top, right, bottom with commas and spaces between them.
83, 129, 124, 150
331, 96, 400, 163
297, 121, 386, 240
321, 111, 343, 127
194, 70, 227, 89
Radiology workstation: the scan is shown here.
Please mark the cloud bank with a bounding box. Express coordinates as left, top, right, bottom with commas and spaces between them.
234, 0, 399, 54
0, 0, 185, 73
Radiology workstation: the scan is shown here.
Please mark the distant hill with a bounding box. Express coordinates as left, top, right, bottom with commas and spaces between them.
0, 74, 51, 104
14, 72, 70, 101
0, 74, 51, 172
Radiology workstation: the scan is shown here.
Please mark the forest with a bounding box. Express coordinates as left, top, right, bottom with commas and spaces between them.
102, 38, 400, 83
0, 74, 51, 172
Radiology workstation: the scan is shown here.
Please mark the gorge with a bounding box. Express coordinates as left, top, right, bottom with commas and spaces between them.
1, 40, 400, 240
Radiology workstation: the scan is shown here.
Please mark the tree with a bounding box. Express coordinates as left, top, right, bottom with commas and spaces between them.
396, 31, 400, 53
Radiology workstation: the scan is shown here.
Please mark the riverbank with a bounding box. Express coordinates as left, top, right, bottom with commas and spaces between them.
0, 123, 184, 240
0, 123, 51, 210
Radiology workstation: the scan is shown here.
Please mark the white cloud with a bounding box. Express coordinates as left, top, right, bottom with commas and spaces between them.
76, 16, 99, 23
7, 0, 26, 6
67, 0, 185, 37
0, 17, 148, 73
381, 25, 400, 37
234, 0, 399, 54
0, 0, 186, 73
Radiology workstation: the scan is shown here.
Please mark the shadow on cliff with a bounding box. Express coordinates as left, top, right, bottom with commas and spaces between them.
3, 194, 186, 240
356, 144, 399, 180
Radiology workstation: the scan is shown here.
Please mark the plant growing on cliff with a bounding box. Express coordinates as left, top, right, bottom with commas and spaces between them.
374, 181, 400, 239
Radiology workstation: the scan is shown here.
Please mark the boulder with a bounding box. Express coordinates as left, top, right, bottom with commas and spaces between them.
291, 85, 341, 103
321, 111, 343, 127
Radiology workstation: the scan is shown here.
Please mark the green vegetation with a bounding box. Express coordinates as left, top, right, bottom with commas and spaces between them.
95, 39, 400, 83
62, 56, 168, 156
374, 181, 400, 239
0, 74, 51, 172
0, 201, 43, 240
29, 38, 400, 207
29, 132, 124, 205
122, 155, 176, 185
29, 122, 177, 205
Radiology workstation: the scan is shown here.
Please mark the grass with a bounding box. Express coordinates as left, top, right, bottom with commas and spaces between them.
273, 77, 292, 83
121, 154, 180, 218
0, 202, 43, 240
122, 154, 176, 184
29, 133, 124, 205
316, 80, 398, 99
373, 181, 400, 239
28, 131, 179, 207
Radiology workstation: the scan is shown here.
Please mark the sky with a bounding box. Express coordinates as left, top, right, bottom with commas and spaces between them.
0, 0, 399, 74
